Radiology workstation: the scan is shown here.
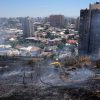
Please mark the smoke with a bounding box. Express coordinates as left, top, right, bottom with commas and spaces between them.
40, 66, 95, 87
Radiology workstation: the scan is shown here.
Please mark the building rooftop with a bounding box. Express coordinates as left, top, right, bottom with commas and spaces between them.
90, 2, 100, 10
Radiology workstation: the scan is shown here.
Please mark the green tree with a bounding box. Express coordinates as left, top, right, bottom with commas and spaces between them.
57, 42, 64, 49
61, 38, 66, 44
45, 32, 51, 38
65, 29, 69, 34
39, 44, 45, 49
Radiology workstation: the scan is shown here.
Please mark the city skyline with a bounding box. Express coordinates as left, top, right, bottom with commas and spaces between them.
0, 0, 97, 17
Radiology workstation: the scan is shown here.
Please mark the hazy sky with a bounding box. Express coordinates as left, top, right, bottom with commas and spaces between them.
0, 0, 97, 17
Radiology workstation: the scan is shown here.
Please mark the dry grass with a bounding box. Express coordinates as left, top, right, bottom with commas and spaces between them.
96, 60, 100, 68
63, 56, 92, 68
27, 60, 36, 65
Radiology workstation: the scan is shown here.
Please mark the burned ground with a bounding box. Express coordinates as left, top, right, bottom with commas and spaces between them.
0, 58, 100, 100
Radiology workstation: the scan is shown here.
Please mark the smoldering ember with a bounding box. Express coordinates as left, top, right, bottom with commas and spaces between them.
0, 2, 100, 100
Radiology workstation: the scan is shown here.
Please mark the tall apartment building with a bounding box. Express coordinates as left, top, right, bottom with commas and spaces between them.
79, 2, 100, 57
49, 15, 65, 28
75, 17, 80, 31
22, 17, 34, 38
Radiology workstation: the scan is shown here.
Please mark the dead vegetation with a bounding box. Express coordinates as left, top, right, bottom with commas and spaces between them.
63, 56, 92, 68
26, 60, 36, 66
95, 59, 100, 68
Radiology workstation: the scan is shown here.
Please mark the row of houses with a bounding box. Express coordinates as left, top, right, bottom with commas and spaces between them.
0, 45, 41, 57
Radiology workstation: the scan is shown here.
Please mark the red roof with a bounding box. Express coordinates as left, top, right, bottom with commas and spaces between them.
67, 40, 77, 44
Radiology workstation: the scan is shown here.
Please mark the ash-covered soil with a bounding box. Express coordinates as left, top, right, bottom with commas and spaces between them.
0, 84, 100, 100
0, 59, 100, 100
